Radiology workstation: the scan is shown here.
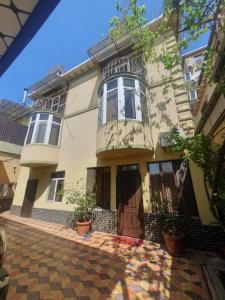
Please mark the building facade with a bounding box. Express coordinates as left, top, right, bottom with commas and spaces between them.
11, 19, 224, 251
0, 99, 30, 211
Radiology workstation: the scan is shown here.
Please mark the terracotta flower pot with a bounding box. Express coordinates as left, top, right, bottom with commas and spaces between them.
163, 232, 186, 257
76, 220, 91, 235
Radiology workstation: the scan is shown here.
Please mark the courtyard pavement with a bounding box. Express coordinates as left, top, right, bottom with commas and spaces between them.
0, 212, 212, 300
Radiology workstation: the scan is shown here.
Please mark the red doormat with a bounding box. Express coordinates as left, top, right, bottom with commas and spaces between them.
112, 236, 143, 246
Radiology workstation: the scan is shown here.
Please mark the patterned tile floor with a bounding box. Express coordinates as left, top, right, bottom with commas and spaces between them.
0, 212, 212, 300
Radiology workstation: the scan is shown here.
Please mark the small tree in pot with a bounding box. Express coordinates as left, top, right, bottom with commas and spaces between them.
159, 203, 186, 257
66, 180, 96, 235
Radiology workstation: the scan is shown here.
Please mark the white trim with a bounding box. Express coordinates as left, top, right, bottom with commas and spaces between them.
188, 89, 198, 101
26, 113, 62, 147
102, 83, 107, 124
98, 76, 146, 125
184, 72, 191, 82
118, 77, 124, 119
135, 79, 142, 121
45, 114, 53, 144
47, 177, 64, 203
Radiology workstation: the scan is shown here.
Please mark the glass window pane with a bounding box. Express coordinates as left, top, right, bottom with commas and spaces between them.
107, 79, 117, 91
149, 163, 160, 175
161, 162, 173, 173
53, 116, 61, 124
55, 180, 64, 202
118, 164, 138, 172
185, 73, 191, 81
26, 123, 34, 144
140, 93, 149, 123
48, 180, 56, 201
39, 113, 49, 120
31, 114, 36, 122
35, 123, 47, 143
189, 89, 197, 100
123, 78, 135, 88
124, 89, 136, 119
51, 171, 65, 179
107, 90, 118, 122
98, 96, 103, 125
46, 99, 53, 110
49, 123, 60, 146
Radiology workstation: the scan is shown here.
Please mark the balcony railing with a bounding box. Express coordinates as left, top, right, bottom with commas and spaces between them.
32, 94, 66, 116
0, 115, 27, 146
101, 55, 145, 81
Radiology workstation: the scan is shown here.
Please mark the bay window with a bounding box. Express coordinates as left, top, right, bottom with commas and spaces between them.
25, 113, 62, 146
98, 76, 148, 125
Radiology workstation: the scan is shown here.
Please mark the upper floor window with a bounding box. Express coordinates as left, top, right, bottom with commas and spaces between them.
98, 76, 148, 125
25, 113, 62, 146
184, 72, 191, 82
188, 89, 197, 102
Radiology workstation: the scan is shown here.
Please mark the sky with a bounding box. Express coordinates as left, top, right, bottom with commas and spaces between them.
0, 0, 209, 103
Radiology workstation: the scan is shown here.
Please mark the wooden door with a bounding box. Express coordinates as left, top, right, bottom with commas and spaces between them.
117, 171, 144, 239
20, 179, 38, 218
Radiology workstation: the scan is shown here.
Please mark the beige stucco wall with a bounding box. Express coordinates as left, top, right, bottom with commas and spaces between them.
20, 144, 59, 167
14, 30, 214, 224
0, 155, 20, 183
96, 120, 153, 157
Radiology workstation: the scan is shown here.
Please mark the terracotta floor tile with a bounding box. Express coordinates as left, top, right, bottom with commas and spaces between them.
0, 212, 213, 300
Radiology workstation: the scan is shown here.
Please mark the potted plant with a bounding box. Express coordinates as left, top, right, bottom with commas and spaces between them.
158, 203, 186, 256
66, 180, 96, 235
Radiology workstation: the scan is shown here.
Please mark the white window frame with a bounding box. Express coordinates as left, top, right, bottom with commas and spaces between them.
47, 176, 64, 203
99, 76, 147, 125
188, 89, 198, 101
25, 113, 62, 146
184, 72, 192, 82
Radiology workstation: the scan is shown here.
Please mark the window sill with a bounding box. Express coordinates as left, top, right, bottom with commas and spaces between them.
24, 143, 60, 149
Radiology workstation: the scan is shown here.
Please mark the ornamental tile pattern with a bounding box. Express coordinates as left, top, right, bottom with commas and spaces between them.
0, 212, 211, 300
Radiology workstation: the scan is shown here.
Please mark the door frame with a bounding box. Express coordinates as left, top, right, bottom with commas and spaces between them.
116, 164, 144, 239
20, 179, 38, 218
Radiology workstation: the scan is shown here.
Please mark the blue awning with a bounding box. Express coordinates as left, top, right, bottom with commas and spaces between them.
0, 0, 60, 76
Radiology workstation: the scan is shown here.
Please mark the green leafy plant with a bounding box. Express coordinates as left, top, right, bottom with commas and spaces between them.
66, 180, 96, 222
157, 201, 182, 237
109, 0, 225, 84
170, 127, 225, 229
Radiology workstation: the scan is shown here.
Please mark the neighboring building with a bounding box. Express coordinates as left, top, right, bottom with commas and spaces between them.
0, 99, 30, 211
11, 17, 223, 251
182, 46, 206, 116
195, 24, 225, 146
0, 0, 60, 76
186, 7, 225, 229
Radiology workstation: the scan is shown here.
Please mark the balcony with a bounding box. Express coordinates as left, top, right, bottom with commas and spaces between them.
96, 120, 153, 158
20, 144, 59, 167
21, 112, 62, 166
32, 94, 66, 116
101, 55, 145, 82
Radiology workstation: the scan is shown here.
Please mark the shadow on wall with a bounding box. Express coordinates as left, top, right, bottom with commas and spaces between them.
100, 120, 153, 152
29, 167, 56, 202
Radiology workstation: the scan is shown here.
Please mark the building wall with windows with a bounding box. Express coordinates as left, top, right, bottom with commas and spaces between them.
11, 24, 223, 249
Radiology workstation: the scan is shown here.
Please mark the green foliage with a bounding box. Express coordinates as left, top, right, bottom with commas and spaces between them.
157, 202, 182, 236
170, 128, 225, 212
66, 179, 96, 222
109, 0, 224, 81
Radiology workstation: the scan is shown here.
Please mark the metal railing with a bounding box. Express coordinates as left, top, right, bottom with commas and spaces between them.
101, 55, 145, 80
32, 94, 66, 116
0, 115, 27, 146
